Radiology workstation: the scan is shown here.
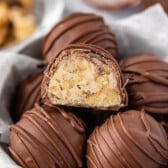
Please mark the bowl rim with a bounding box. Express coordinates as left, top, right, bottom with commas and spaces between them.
2, 0, 65, 53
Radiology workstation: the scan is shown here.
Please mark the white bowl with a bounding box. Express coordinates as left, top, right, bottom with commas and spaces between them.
2, 0, 65, 53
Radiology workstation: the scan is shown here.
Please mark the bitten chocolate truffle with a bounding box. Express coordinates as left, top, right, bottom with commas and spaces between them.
120, 55, 168, 115
85, 0, 142, 10
12, 72, 43, 122
42, 44, 127, 111
87, 110, 168, 168
9, 104, 86, 168
42, 13, 118, 63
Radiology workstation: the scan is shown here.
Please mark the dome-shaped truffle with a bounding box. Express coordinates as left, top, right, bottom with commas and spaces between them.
87, 110, 168, 168
120, 55, 168, 115
9, 104, 86, 168
42, 13, 118, 63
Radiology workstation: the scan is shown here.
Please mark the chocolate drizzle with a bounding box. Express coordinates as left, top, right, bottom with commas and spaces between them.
42, 13, 118, 63
87, 110, 168, 168
120, 55, 168, 115
9, 104, 86, 168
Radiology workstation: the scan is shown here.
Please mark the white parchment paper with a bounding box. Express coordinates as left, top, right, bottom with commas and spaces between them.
0, 53, 41, 167
108, 5, 168, 61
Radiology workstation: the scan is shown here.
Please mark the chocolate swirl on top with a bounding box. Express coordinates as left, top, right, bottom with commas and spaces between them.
9, 104, 86, 168
12, 72, 43, 122
120, 55, 168, 115
42, 12, 118, 63
87, 110, 168, 168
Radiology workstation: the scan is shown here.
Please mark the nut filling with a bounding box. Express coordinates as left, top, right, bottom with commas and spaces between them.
47, 51, 122, 109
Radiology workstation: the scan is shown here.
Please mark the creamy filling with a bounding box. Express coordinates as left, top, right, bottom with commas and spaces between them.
48, 53, 121, 108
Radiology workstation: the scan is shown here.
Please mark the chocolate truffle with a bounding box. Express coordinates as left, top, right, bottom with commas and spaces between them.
85, 0, 142, 10
42, 13, 118, 63
9, 104, 86, 168
12, 71, 43, 122
120, 55, 168, 115
87, 110, 168, 168
142, 0, 168, 13
41, 44, 127, 111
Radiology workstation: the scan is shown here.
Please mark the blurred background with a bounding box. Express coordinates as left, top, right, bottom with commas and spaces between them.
0, 0, 167, 50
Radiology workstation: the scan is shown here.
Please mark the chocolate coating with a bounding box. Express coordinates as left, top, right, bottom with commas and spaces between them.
87, 110, 168, 168
41, 44, 127, 111
120, 55, 168, 115
42, 13, 118, 63
85, 0, 142, 10
12, 72, 43, 122
9, 104, 86, 168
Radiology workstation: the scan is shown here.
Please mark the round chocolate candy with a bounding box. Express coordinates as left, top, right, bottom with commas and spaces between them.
87, 110, 168, 168
84, 0, 142, 10
9, 104, 86, 168
120, 55, 168, 115
41, 44, 127, 111
12, 71, 43, 122
42, 12, 118, 63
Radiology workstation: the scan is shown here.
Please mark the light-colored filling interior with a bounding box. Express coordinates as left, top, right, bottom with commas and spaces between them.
48, 53, 121, 108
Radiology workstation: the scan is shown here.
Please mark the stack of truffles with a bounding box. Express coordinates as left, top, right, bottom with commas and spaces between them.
9, 13, 168, 168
